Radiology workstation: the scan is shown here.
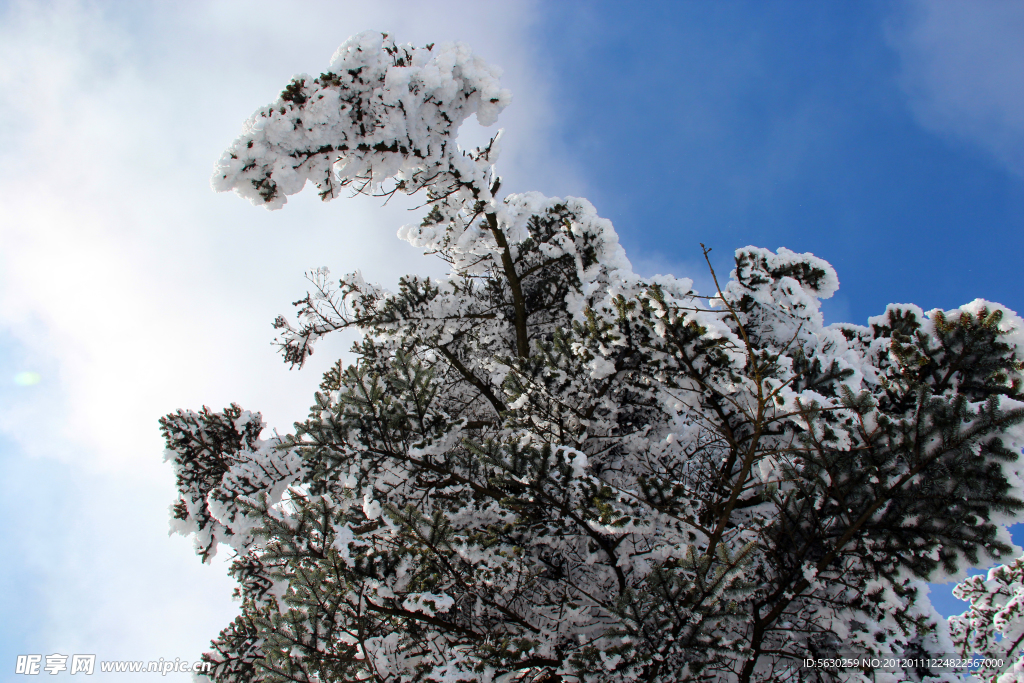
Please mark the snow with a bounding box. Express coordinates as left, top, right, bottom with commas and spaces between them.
163, 31, 1024, 683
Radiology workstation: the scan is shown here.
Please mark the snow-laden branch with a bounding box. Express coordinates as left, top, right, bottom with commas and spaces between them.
212, 31, 509, 209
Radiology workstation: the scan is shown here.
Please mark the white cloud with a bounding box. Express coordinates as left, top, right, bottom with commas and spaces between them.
0, 0, 580, 677
887, 0, 1024, 176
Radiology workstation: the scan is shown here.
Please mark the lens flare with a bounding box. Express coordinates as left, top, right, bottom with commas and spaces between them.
13, 372, 41, 386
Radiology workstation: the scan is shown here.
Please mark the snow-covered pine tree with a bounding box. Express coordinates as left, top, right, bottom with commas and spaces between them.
161, 32, 1024, 682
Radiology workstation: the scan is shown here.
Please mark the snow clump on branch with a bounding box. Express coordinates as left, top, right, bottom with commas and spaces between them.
213, 31, 510, 209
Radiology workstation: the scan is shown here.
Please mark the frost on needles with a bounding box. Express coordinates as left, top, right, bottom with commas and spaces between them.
162, 31, 1024, 683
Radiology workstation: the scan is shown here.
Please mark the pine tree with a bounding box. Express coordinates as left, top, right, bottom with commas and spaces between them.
162, 32, 1024, 682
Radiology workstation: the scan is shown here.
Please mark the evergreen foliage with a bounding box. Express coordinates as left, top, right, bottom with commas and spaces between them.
163, 32, 1024, 682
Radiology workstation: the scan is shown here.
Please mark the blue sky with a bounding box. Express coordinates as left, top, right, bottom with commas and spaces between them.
0, 1, 1021, 677
533, 1, 1023, 326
